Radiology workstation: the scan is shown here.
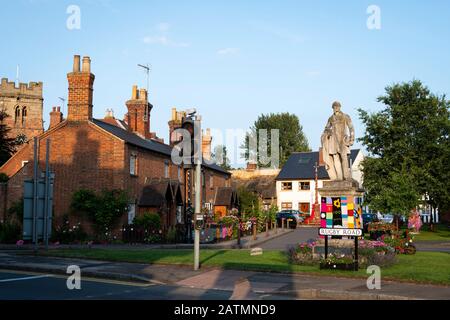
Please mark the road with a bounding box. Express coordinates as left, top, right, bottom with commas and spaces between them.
260, 227, 318, 250
0, 270, 297, 300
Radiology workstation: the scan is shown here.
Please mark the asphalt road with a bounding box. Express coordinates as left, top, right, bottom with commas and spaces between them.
0, 270, 233, 300
0, 270, 293, 300
261, 227, 318, 250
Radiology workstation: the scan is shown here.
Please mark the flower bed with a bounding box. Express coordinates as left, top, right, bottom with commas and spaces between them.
289, 239, 398, 270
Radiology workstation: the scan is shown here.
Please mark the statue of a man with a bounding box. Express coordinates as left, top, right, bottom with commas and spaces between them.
321, 101, 355, 181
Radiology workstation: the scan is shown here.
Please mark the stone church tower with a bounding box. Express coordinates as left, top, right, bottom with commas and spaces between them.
0, 78, 44, 142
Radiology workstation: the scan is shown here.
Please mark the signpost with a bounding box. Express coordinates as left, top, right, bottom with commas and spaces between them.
318, 227, 362, 271
23, 139, 54, 249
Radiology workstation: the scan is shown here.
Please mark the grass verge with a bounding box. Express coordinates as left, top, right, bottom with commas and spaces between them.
39, 249, 450, 285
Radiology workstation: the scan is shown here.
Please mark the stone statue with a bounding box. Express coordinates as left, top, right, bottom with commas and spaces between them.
321, 101, 355, 181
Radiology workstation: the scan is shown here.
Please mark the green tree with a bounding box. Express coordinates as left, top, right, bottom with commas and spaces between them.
237, 186, 259, 215
212, 144, 232, 170
71, 189, 129, 238
243, 112, 310, 168
0, 110, 16, 166
358, 80, 450, 221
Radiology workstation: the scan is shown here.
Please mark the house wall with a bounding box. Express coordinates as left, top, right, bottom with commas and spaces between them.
276, 180, 325, 213
0, 121, 126, 229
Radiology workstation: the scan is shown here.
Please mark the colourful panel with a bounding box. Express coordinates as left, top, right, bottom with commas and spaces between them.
348, 216, 355, 228
326, 212, 333, 228
341, 197, 348, 228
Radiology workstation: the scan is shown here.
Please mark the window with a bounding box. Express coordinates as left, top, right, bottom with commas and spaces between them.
130, 154, 137, 176
21, 107, 27, 126
281, 182, 292, 191
202, 172, 206, 187
127, 204, 136, 224
164, 160, 169, 178
176, 206, 183, 224
210, 176, 214, 189
14, 106, 20, 124
299, 182, 310, 191
281, 202, 292, 210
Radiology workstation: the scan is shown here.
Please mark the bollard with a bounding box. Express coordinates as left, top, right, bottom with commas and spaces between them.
265, 222, 269, 237
253, 222, 257, 240
282, 218, 285, 230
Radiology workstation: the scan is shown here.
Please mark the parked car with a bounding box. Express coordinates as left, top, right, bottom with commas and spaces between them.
379, 213, 406, 227
362, 212, 379, 233
276, 210, 304, 228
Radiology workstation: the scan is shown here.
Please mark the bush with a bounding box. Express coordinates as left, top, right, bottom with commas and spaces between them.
0, 173, 9, 183
0, 222, 22, 244
70, 188, 129, 241
133, 212, 161, 231
7, 199, 24, 223
51, 216, 88, 244
166, 228, 178, 244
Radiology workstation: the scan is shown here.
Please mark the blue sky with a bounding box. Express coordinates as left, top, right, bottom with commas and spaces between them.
1, 0, 449, 167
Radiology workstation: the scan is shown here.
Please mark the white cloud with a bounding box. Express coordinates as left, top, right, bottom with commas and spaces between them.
143, 23, 189, 47
217, 48, 240, 55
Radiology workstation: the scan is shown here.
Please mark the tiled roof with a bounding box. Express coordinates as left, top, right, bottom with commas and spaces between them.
138, 179, 182, 207
214, 187, 239, 206
276, 149, 360, 181
93, 119, 230, 175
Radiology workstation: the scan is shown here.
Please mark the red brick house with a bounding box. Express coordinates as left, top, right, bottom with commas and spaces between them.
0, 55, 232, 238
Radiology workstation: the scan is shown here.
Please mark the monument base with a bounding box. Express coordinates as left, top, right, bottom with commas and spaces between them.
320, 179, 364, 198
318, 179, 365, 231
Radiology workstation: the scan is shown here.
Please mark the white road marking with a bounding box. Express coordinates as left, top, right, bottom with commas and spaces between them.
0, 274, 53, 283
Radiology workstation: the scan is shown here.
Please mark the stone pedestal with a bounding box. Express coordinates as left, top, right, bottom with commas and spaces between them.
320, 180, 364, 198
319, 179, 365, 230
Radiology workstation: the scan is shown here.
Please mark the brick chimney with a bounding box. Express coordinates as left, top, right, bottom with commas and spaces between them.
202, 128, 212, 161
168, 107, 184, 146
49, 106, 63, 129
125, 85, 153, 139
67, 55, 95, 121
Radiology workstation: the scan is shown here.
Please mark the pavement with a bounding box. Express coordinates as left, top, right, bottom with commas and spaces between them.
0, 252, 449, 300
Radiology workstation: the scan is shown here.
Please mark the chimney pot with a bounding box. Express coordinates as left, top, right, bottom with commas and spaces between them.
57, 106, 60, 112
73, 55, 80, 72
82, 56, 91, 73
132, 85, 138, 100
139, 88, 147, 101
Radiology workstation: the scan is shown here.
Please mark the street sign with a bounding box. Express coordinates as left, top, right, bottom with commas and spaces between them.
23, 179, 53, 240
319, 228, 362, 237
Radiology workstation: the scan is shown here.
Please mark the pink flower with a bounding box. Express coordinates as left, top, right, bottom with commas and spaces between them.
16, 240, 24, 246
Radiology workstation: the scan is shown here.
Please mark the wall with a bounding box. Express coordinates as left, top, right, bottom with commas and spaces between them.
276, 179, 325, 212
0, 78, 44, 140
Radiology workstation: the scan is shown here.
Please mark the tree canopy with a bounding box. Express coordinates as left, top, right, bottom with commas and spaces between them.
0, 110, 17, 167
358, 80, 450, 216
243, 112, 310, 168
212, 144, 232, 170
